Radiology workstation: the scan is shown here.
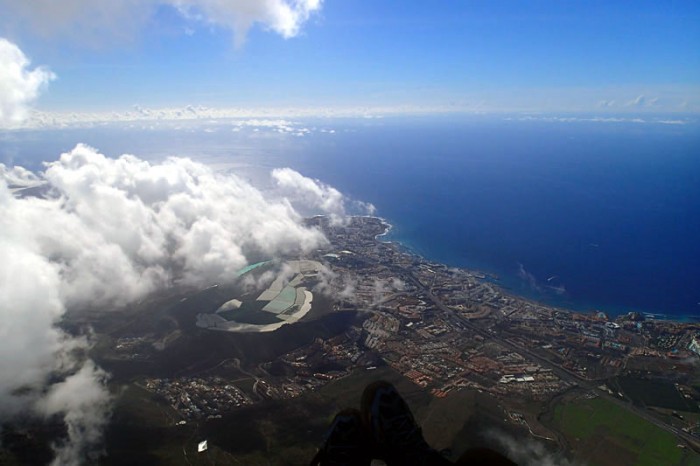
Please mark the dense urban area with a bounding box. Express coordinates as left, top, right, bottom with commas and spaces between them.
132, 216, 700, 459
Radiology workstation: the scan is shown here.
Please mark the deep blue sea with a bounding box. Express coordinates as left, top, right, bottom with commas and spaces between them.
295, 116, 700, 320
2, 115, 699, 319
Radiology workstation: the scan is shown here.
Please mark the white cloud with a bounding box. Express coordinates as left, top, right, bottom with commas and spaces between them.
271, 167, 375, 223
0, 144, 370, 463
627, 95, 646, 107
371, 277, 405, 306
311, 266, 358, 302
230, 118, 311, 136
0, 38, 55, 128
0, 203, 106, 464
37, 361, 111, 466
597, 99, 615, 108
0, 234, 65, 413
37, 145, 327, 294
487, 429, 582, 466
171, 0, 323, 46
625, 94, 659, 108
272, 167, 347, 219
0, 0, 322, 47
0, 163, 42, 187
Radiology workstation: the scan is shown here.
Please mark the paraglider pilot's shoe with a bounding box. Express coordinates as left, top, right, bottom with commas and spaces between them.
314, 408, 372, 466
361, 381, 450, 466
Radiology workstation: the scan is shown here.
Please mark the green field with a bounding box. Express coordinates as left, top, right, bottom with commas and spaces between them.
552, 396, 700, 466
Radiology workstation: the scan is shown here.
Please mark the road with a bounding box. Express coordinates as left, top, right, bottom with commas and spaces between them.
402, 270, 700, 452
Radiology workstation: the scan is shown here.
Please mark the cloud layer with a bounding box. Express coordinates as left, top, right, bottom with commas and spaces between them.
0, 144, 362, 463
0, 38, 54, 128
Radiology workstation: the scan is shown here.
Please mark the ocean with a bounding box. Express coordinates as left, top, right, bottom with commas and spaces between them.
2, 115, 699, 319
300, 116, 700, 320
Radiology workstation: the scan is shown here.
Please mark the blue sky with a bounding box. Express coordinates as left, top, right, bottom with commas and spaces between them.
1, 0, 699, 116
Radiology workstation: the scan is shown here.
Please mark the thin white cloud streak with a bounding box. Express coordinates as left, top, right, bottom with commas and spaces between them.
17, 98, 700, 130
0, 0, 322, 47
505, 115, 693, 125
21, 105, 458, 130
0, 144, 364, 463
0, 38, 55, 128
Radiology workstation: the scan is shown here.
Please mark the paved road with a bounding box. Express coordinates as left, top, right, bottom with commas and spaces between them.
403, 270, 700, 452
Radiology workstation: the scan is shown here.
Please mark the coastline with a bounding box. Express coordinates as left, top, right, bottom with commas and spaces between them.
371, 215, 393, 241
365, 215, 699, 324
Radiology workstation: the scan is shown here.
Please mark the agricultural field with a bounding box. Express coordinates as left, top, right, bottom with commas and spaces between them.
550, 395, 700, 466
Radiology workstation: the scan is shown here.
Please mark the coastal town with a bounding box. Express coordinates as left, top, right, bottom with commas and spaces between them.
140, 216, 700, 451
